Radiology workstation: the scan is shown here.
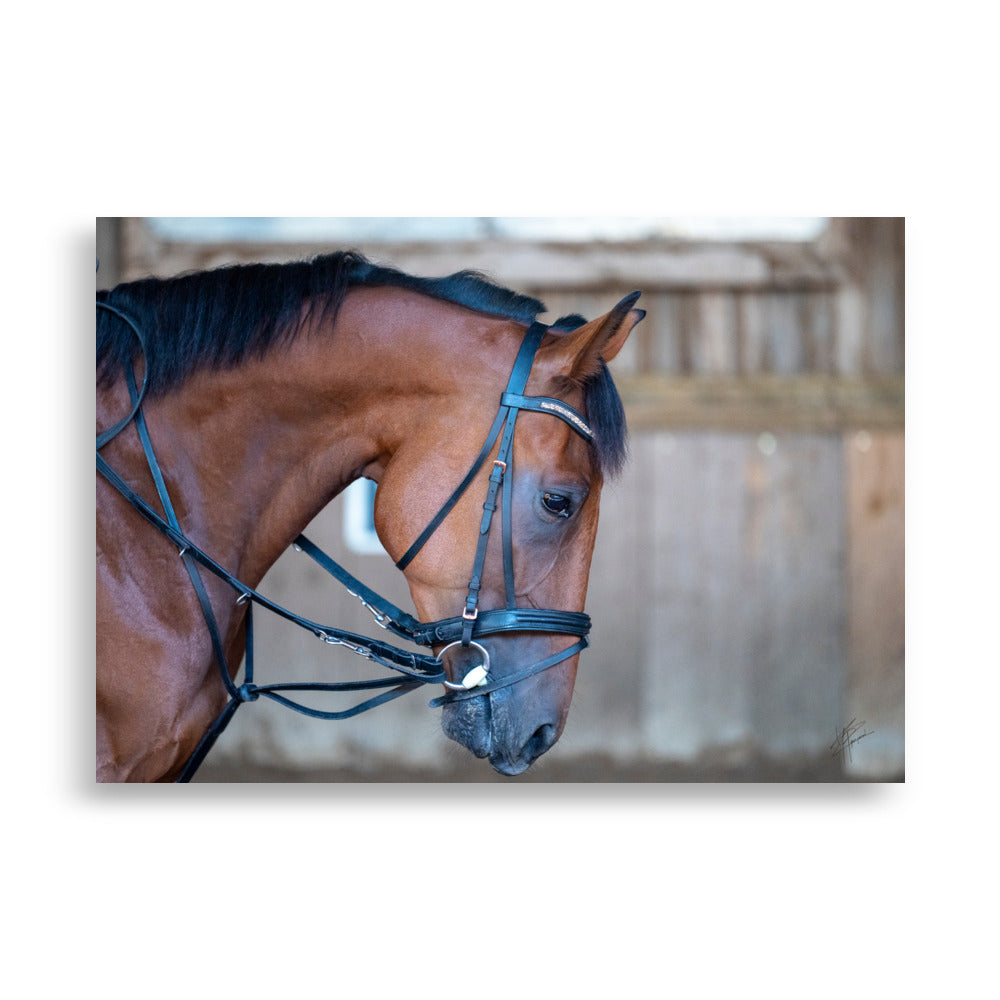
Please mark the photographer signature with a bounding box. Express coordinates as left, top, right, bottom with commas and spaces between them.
829, 717, 873, 762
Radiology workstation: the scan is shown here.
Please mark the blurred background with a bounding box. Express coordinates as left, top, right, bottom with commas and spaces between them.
96, 217, 904, 782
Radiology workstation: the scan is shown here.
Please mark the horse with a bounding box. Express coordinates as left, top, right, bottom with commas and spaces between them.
96, 250, 644, 782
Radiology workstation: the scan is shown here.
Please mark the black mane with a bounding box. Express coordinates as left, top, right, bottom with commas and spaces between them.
96, 251, 543, 394
97, 251, 627, 476
552, 314, 629, 478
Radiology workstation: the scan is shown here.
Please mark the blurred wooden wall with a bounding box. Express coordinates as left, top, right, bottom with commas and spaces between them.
97, 218, 904, 780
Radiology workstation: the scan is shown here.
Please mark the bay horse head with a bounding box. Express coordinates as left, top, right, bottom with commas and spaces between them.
96, 252, 643, 780
372, 295, 643, 774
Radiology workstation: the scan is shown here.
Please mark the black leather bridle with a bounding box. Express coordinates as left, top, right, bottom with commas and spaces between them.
97, 303, 594, 781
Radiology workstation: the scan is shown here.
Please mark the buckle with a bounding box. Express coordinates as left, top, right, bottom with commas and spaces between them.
462, 606, 479, 622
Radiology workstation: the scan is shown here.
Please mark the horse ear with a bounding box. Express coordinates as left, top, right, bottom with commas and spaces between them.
539, 292, 645, 382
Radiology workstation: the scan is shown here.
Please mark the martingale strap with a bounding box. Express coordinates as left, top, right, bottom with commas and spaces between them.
97, 304, 595, 780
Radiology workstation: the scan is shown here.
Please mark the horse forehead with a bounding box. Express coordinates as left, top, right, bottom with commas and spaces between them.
516, 405, 595, 478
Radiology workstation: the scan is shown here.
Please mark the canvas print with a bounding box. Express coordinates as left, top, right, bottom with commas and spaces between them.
95, 217, 904, 783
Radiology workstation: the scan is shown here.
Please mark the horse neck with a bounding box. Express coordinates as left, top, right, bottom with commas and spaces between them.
119, 286, 522, 590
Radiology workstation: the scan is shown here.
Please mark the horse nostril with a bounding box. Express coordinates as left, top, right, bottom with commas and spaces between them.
524, 723, 557, 762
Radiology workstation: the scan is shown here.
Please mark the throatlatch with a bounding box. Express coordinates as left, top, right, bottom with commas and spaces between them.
97, 305, 593, 780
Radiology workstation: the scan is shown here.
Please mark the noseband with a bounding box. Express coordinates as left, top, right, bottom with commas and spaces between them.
97, 304, 593, 779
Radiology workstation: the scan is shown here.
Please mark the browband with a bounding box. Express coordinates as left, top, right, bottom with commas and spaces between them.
499, 393, 593, 442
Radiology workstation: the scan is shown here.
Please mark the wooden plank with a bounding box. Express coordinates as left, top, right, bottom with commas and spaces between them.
647, 292, 683, 374
743, 433, 846, 755
617, 374, 905, 432
641, 433, 751, 757
692, 291, 738, 374
639, 431, 845, 759
736, 291, 768, 374
843, 430, 905, 777
676, 292, 698, 374
866, 219, 905, 375
768, 292, 805, 373
805, 290, 836, 374
834, 284, 867, 375
119, 219, 844, 291
566, 437, 649, 756
96, 218, 121, 290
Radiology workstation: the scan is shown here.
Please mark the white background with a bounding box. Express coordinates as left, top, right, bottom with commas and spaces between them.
5, 2, 996, 997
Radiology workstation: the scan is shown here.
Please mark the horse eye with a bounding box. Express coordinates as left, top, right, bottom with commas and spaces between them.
542, 492, 572, 517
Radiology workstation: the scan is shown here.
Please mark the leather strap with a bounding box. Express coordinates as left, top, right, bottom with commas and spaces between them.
428, 638, 589, 708
96, 301, 150, 449
128, 362, 240, 704
412, 607, 591, 646
291, 533, 424, 642
96, 454, 443, 676
394, 404, 508, 572
394, 322, 549, 572
499, 393, 593, 442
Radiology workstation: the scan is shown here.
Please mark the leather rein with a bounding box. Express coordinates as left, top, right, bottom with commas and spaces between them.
97, 302, 592, 781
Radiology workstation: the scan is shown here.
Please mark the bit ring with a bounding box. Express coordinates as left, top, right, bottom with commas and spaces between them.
440, 640, 491, 690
